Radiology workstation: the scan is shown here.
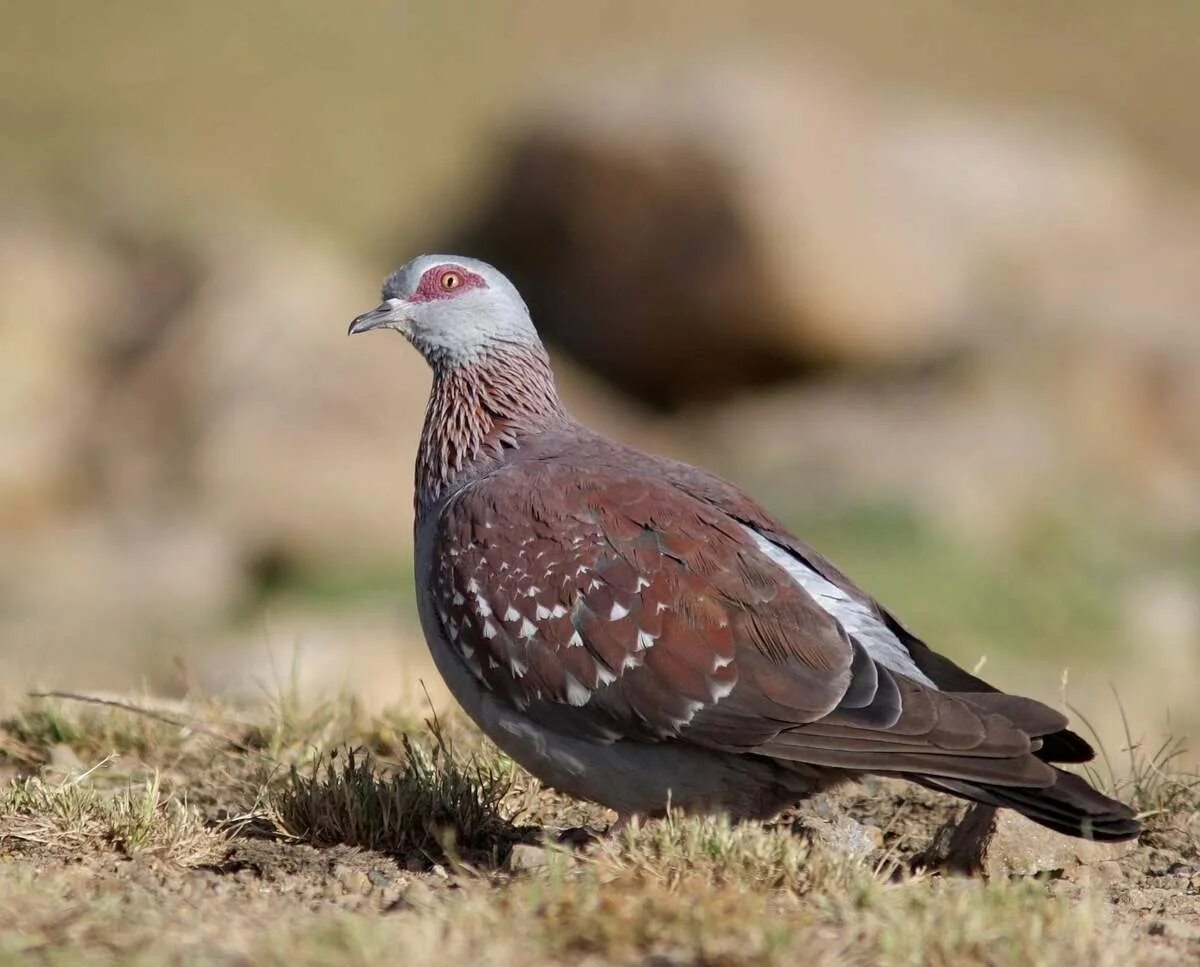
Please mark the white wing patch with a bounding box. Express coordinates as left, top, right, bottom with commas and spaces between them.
746, 528, 937, 688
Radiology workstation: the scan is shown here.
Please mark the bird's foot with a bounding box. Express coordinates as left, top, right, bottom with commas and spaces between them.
554, 814, 642, 850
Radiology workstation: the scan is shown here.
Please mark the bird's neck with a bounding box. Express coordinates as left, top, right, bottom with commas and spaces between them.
416, 343, 567, 515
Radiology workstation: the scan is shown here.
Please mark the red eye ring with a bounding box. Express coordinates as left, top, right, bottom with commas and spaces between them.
410, 264, 486, 303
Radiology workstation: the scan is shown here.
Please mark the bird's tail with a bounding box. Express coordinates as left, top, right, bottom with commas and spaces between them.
914, 768, 1141, 841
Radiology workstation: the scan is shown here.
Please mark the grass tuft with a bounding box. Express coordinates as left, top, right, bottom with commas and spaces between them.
0, 767, 223, 866
1074, 692, 1200, 831
267, 720, 515, 862
595, 810, 868, 896
846, 877, 1131, 967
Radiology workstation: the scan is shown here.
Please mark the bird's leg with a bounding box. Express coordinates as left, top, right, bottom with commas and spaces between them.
555, 813, 641, 849
914, 803, 998, 876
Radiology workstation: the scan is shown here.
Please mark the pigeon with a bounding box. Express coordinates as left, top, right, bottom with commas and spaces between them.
349, 254, 1140, 842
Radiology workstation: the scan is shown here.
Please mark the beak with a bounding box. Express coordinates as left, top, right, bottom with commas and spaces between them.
348, 299, 407, 336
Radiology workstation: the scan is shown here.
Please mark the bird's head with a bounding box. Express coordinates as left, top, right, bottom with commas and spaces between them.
348, 255, 539, 368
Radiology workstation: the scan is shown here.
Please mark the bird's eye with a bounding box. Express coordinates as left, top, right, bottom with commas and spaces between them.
440, 271, 462, 291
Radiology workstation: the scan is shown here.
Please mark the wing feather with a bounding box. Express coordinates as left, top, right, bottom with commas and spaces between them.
431, 452, 1086, 791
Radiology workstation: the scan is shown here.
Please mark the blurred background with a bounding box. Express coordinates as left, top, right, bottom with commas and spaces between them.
2, 1, 1198, 762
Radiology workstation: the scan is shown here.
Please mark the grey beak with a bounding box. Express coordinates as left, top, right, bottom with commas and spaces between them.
348, 299, 406, 335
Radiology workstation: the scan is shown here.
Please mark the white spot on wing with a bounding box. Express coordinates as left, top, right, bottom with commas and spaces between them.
594, 661, 617, 686
503, 605, 520, 622
669, 698, 705, 728
746, 527, 937, 687
636, 629, 657, 651
707, 674, 736, 700
518, 618, 538, 638
563, 672, 591, 706
609, 602, 630, 621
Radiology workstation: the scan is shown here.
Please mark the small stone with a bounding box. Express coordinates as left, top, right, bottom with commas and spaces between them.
983, 811, 1137, 878
367, 869, 391, 889
1146, 850, 1176, 876
507, 843, 551, 872
429, 863, 449, 880
1127, 891, 1158, 912
1073, 860, 1126, 888
334, 865, 371, 894
798, 816, 883, 859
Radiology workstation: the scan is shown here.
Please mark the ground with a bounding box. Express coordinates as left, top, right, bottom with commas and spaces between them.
0, 692, 1196, 965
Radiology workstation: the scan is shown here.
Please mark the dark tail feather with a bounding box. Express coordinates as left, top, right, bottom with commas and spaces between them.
915, 769, 1141, 842
1033, 728, 1095, 764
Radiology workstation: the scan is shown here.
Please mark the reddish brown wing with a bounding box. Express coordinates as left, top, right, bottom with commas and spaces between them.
431, 450, 1065, 789
653, 456, 1095, 765
431, 462, 855, 744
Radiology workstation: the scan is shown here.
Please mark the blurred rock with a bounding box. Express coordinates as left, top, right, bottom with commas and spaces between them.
187, 228, 428, 571
0, 215, 427, 687
796, 814, 883, 860
506, 843, 552, 872
918, 802, 1136, 878
983, 810, 1137, 879
0, 218, 129, 527
451, 60, 1200, 409
691, 328, 1200, 539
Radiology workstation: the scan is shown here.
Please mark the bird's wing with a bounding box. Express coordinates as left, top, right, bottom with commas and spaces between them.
433, 459, 850, 743
658, 458, 1095, 764
431, 456, 1059, 787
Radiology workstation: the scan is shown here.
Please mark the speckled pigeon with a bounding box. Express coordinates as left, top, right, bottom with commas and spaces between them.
348, 255, 1139, 842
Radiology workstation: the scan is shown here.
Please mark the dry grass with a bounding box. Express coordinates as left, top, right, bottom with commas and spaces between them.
0, 767, 222, 866
268, 724, 516, 863
0, 692, 1196, 965
1074, 693, 1200, 839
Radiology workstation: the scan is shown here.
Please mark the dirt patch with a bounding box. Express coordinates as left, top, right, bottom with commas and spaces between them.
1, 699, 1197, 964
